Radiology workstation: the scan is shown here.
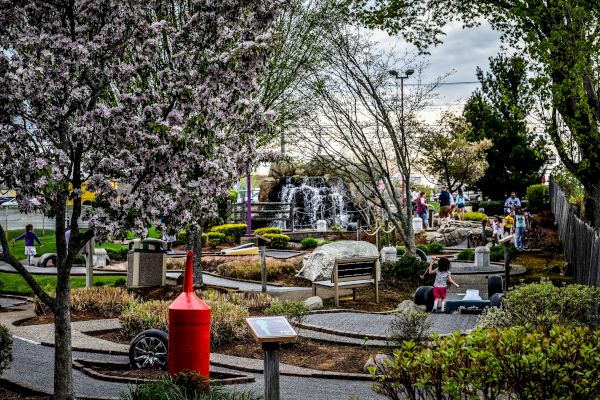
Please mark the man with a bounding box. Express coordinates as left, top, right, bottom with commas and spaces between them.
504, 192, 521, 215
437, 186, 451, 227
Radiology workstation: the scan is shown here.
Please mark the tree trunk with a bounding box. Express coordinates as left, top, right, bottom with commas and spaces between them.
191, 227, 203, 288
584, 181, 600, 231
53, 270, 73, 399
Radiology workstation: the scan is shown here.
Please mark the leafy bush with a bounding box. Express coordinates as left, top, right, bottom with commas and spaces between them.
262, 233, 290, 249
199, 291, 273, 313
526, 184, 549, 212
478, 280, 600, 332
0, 325, 12, 375
372, 326, 600, 400
216, 260, 297, 281
396, 246, 406, 256
208, 299, 250, 347
488, 244, 518, 262
120, 300, 170, 335
387, 311, 432, 347
427, 242, 444, 254
119, 375, 260, 400
106, 247, 128, 262
300, 237, 319, 249
254, 227, 282, 236
552, 166, 585, 210
463, 211, 489, 222
35, 286, 134, 317
475, 200, 504, 216
265, 299, 309, 324
385, 255, 428, 280
209, 224, 247, 242
73, 252, 85, 264
456, 249, 474, 261
415, 244, 430, 254
206, 232, 226, 249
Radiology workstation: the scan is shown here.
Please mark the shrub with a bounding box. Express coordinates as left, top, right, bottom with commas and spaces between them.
0, 325, 12, 375
427, 242, 444, 254
396, 246, 406, 256
387, 311, 432, 347
209, 224, 247, 242
476, 200, 504, 216
317, 239, 331, 246
488, 244, 518, 262
262, 233, 290, 249
526, 184, 549, 213
456, 249, 475, 261
199, 291, 273, 313
206, 232, 226, 249
372, 326, 600, 400
120, 300, 170, 336
477, 280, 600, 332
216, 260, 297, 281
208, 299, 250, 347
254, 227, 282, 236
35, 286, 134, 317
73, 252, 86, 264
415, 244, 430, 254
385, 255, 428, 280
106, 247, 128, 262
265, 299, 309, 324
463, 211, 489, 222
300, 237, 319, 249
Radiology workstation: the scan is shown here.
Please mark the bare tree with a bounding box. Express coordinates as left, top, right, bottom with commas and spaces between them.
295, 30, 443, 253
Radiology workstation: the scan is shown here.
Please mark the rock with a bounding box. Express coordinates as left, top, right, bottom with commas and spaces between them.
474, 246, 490, 267
304, 296, 323, 310
363, 357, 376, 373
395, 300, 423, 313
380, 246, 397, 264
296, 240, 378, 281
258, 177, 278, 202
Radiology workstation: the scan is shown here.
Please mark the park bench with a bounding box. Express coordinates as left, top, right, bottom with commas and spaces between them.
312, 256, 380, 307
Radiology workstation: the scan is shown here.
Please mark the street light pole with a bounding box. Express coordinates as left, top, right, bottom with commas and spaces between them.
388, 68, 414, 210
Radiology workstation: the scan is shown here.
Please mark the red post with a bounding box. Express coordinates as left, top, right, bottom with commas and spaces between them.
168, 251, 211, 378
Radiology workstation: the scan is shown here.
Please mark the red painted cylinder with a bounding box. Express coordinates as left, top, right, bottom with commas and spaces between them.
168, 251, 211, 378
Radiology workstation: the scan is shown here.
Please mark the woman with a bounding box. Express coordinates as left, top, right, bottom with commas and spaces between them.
454, 187, 468, 221
416, 191, 429, 229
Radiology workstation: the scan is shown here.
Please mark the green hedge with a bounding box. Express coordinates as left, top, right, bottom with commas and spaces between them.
254, 227, 282, 236
206, 232, 225, 249
210, 224, 247, 241
385, 255, 429, 280
372, 326, 600, 400
106, 247, 128, 262
464, 211, 489, 222
262, 233, 290, 249
456, 249, 475, 261
300, 237, 319, 249
526, 184, 549, 213
414, 242, 444, 255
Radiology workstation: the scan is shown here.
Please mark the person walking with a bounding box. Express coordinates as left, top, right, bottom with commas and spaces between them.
455, 187, 468, 221
514, 207, 526, 250
437, 186, 452, 227
427, 256, 459, 313
504, 192, 521, 215
492, 216, 503, 244
13, 224, 43, 266
416, 191, 429, 228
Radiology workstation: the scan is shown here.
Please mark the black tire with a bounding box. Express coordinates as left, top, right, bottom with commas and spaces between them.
129, 329, 168, 370
488, 275, 504, 299
489, 292, 505, 308
402, 248, 427, 262
39, 253, 57, 268
414, 286, 435, 312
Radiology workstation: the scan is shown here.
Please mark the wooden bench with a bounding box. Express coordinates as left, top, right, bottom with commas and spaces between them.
312, 257, 380, 307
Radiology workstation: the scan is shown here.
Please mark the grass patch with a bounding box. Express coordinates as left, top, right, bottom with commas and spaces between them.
0, 272, 124, 296
6, 229, 58, 257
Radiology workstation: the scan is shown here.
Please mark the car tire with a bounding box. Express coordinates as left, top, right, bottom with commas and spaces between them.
129, 329, 168, 370
414, 286, 434, 312
489, 292, 505, 308
488, 275, 504, 299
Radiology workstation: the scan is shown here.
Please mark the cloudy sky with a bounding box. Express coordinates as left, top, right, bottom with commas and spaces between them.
372, 21, 505, 123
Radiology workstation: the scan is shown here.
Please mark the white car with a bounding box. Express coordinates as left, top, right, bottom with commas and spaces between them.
1, 198, 41, 207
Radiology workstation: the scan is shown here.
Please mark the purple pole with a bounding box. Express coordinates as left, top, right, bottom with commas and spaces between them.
246, 166, 253, 237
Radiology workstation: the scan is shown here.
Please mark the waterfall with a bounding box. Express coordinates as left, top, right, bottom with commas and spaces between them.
278, 176, 355, 229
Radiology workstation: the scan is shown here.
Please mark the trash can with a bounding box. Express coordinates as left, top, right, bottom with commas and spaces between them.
127, 238, 167, 288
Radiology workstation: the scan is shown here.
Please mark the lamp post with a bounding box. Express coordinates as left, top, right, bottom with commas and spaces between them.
388, 68, 414, 209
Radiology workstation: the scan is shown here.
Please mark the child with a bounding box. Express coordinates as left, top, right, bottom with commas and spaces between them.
428, 256, 459, 313
492, 216, 503, 244
13, 224, 43, 266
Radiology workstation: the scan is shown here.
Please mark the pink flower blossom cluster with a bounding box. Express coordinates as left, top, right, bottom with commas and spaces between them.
0, 0, 284, 239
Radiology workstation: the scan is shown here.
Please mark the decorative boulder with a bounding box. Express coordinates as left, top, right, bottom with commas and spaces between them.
296, 240, 378, 282
304, 296, 323, 310
395, 300, 424, 313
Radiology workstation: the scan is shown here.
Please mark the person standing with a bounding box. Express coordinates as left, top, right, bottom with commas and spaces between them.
13, 224, 43, 266
455, 187, 468, 221
514, 207, 526, 250
416, 191, 429, 228
437, 186, 451, 227
504, 192, 521, 215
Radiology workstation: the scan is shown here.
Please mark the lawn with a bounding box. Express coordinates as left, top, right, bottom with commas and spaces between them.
0, 272, 124, 296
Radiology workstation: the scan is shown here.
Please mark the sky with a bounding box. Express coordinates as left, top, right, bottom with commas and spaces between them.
371, 20, 504, 123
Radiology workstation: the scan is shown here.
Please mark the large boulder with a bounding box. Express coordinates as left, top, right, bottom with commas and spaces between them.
296, 240, 378, 282
424, 221, 493, 246
304, 296, 323, 310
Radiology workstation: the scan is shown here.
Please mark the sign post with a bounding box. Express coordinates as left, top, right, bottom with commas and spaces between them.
246, 316, 297, 400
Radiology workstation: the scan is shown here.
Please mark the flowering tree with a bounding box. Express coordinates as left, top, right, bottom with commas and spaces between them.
418, 113, 492, 193
0, 1, 281, 398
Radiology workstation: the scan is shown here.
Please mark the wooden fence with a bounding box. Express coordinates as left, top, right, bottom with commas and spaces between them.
550, 181, 600, 287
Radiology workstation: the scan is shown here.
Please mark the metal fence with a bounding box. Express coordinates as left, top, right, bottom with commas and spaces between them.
550, 181, 600, 287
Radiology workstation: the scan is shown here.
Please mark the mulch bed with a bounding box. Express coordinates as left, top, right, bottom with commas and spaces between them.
14, 310, 110, 326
